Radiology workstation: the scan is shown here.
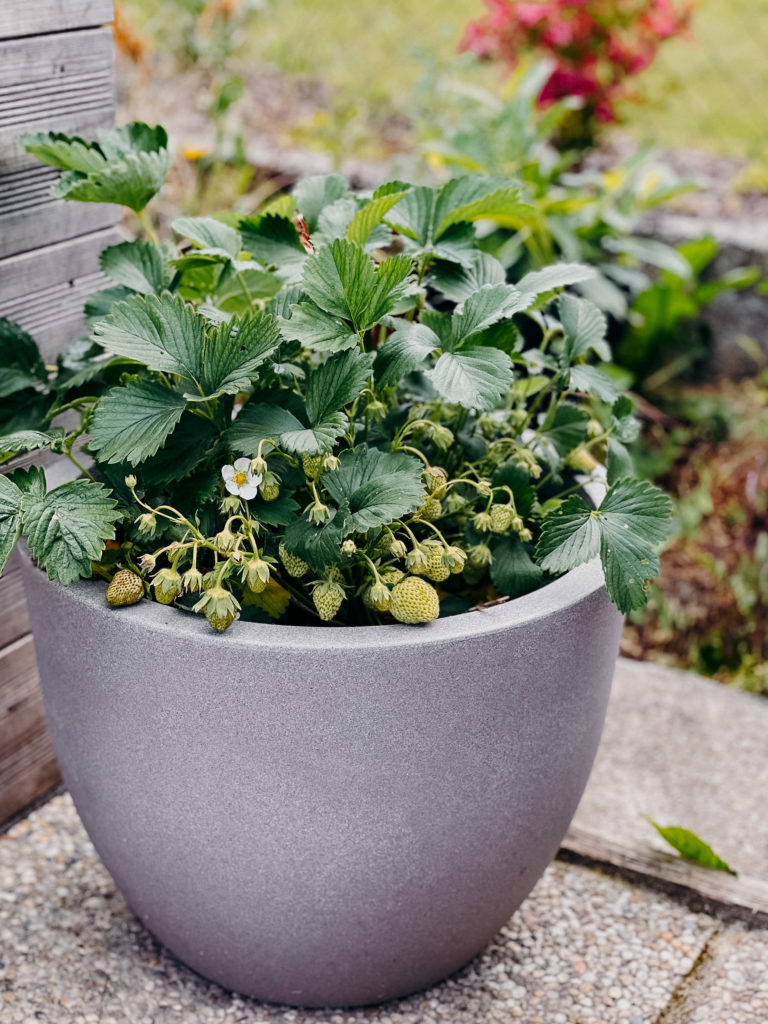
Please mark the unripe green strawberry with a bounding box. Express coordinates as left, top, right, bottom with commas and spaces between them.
106, 569, 144, 607
566, 448, 598, 473
473, 511, 493, 533
153, 568, 182, 605
390, 577, 440, 624
405, 543, 429, 574
489, 504, 513, 533
418, 497, 442, 521
312, 581, 345, 621
423, 466, 448, 499
181, 566, 205, 593
302, 453, 323, 478
367, 581, 391, 612
467, 543, 492, 567
259, 472, 280, 501
279, 543, 308, 578
195, 584, 240, 631
380, 568, 405, 586
420, 540, 450, 582
444, 545, 467, 575
325, 566, 344, 584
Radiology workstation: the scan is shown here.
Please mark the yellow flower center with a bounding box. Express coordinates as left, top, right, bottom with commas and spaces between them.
234, 471, 248, 486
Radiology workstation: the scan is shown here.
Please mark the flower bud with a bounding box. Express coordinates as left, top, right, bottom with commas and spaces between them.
473, 511, 493, 533
341, 539, 357, 556
136, 512, 157, 536
249, 455, 269, 476
124, 474, 137, 489
215, 525, 238, 553
308, 501, 330, 525
366, 400, 387, 423
322, 453, 340, 472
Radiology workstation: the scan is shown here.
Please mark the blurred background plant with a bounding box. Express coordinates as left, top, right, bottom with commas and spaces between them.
107, 0, 768, 691
460, 0, 693, 148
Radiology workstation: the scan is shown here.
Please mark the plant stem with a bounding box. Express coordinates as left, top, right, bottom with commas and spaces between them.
136, 207, 159, 244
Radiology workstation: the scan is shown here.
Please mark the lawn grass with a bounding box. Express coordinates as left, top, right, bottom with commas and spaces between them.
123, 0, 768, 160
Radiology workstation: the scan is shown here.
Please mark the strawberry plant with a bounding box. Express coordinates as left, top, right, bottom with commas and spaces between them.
0, 122, 673, 630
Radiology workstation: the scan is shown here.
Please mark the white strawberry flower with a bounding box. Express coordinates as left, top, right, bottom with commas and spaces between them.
221, 458, 262, 500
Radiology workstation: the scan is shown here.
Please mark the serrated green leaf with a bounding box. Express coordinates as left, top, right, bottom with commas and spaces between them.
428, 252, 506, 303
433, 176, 530, 238
292, 173, 350, 231
346, 188, 408, 246
199, 311, 282, 396
0, 318, 48, 398
645, 819, 737, 875
51, 150, 172, 213
23, 479, 120, 585
239, 214, 307, 284
305, 349, 375, 425
302, 239, 411, 334
23, 122, 170, 212
227, 403, 346, 456
132, 413, 219, 488
559, 293, 611, 363
281, 301, 358, 354
323, 446, 425, 533
0, 430, 66, 456
516, 263, 596, 298
19, 131, 107, 173
490, 535, 543, 599
93, 292, 205, 377
375, 323, 439, 388
314, 197, 359, 245
569, 364, 621, 403
172, 216, 242, 259
100, 241, 165, 295
0, 474, 24, 575
540, 403, 589, 457
89, 381, 187, 465
537, 478, 674, 613
606, 438, 635, 484
282, 505, 348, 573
9, 465, 47, 499
429, 346, 515, 409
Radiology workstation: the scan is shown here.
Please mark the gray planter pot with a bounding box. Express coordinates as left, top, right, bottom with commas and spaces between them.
22, 545, 622, 1008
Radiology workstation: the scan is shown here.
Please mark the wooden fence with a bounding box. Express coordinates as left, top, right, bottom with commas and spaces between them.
0, 0, 120, 824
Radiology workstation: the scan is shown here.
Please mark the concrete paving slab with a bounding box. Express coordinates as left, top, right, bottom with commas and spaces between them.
657, 926, 768, 1024
574, 659, 768, 881
1, 795, 718, 1024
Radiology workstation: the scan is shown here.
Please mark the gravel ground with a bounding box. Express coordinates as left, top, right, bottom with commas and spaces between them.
0, 793, 722, 1024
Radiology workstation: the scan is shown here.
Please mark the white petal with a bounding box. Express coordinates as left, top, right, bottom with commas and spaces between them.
249, 472, 263, 487
234, 457, 251, 472
222, 465, 235, 481
239, 484, 259, 500
225, 480, 240, 495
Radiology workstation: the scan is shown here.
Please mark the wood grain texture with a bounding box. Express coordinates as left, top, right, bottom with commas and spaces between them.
561, 825, 768, 927
0, 568, 30, 650
0, 27, 115, 149
0, 635, 60, 824
0, 0, 114, 40
0, 158, 117, 259
0, 226, 121, 357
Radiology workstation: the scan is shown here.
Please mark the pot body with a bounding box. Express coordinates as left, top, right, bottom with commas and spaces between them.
23, 556, 622, 1007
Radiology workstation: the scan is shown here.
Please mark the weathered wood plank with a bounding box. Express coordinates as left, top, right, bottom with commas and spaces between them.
0, 162, 116, 258
0, 635, 60, 825
0, 0, 114, 40
0, 568, 30, 650
0, 28, 114, 152
0, 227, 121, 357
560, 825, 768, 927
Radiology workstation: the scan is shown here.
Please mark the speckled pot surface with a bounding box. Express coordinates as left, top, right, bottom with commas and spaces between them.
22, 548, 623, 1008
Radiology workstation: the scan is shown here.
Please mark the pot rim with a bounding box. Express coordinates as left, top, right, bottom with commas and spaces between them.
24, 480, 608, 653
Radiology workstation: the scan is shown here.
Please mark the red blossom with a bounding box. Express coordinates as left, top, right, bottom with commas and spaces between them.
460, 0, 693, 124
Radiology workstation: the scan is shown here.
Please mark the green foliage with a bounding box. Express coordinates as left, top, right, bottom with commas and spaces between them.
537, 478, 674, 612
21, 123, 172, 213
645, 818, 737, 875
2, 121, 674, 631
